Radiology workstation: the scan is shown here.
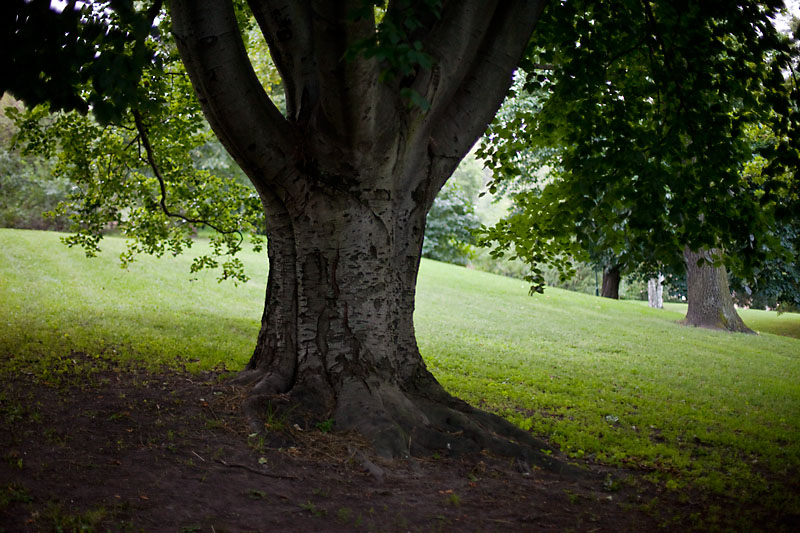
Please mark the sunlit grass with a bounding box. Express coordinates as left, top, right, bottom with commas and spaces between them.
415, 260, 800, 519
2, 228, 799, 521
656, 301, 800, 339
0, 229, 266, 373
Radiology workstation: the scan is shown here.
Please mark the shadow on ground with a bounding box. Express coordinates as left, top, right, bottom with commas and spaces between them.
0, 352, 752, 532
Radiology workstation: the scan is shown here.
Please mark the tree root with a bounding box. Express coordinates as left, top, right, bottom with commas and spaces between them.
233, 368, 584, 479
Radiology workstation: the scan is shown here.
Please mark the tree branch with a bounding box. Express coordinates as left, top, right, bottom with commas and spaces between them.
145, 0, 164, 28
169, 0, 296, 195
424, 1, 546, 193
309, 0, 389, 150
410, 0, 501, 128
216, 458, 299, 480
132, 109, 243, 242
247, 0, 314, 121
249, 1, 392, 157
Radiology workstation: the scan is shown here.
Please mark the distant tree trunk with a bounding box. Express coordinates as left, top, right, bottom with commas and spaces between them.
683, 247, 753, 333
601, 265, 621, 299
647, 274, 664, 308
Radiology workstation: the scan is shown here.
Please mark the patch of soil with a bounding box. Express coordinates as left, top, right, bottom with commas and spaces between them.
0, 354, 712, 532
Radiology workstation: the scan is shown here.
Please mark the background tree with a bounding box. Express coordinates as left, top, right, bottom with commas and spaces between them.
729, 221, 800, 312
422, 155, 484, 266
478, 0, 799, 331
683, 247, 753, 332
476, 73, 653, 301
0, 95, 70, 231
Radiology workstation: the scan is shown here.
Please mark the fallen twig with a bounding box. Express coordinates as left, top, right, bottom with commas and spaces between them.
215, 458, 299, 480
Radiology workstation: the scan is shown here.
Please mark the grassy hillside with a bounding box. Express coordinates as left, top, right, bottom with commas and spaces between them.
0, 229, 265, 372
415, 260, 799, 513
2, 228, 799, 525
661, 301, 800, 339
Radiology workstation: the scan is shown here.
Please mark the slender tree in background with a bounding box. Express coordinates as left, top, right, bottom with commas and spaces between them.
647, 274, 665, 309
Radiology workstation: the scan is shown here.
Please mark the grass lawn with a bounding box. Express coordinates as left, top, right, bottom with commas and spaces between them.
2, 228, 799, 526
661, 302, 800, 340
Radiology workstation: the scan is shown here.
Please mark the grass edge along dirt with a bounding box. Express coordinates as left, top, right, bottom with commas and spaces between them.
2, 228, 799, 524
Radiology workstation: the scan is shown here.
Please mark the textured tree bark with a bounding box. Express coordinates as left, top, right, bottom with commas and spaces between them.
600, 265, 621, 299
647, 274, 664, 309
169, 0, 562, 465
683, 247, 753, 333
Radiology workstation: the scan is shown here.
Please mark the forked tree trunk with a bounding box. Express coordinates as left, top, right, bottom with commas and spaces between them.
170, 0, 560, 464
683, 247, 753, 333
600, 265, 621, 299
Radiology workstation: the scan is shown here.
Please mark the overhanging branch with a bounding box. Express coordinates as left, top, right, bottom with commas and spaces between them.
132, 109, 244, 244
170, 0, 294, 194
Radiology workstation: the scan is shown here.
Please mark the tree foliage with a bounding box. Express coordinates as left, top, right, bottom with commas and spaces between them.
0, 95, 69, 231
3, 0, 163, 124
478, 0, 800, 295
0, 148, 70, 231
730, 221, 800, 310
422, 181, 480, 265
6, 4, 266, 282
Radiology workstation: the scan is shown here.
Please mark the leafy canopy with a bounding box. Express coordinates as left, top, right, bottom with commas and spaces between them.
3, 0, 459, 280
5, 1, 266, 282
478, 0, 799, 293
5, 1, 798, 291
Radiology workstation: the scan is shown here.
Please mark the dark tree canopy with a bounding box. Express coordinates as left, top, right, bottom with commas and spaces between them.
2, 0, 163, 124
478, 0, 800, 301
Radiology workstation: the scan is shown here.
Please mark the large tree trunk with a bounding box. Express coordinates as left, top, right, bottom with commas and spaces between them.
600, 264, 621, 299
237, 184, 556, 460
169, 0, 560, 464
683, 248, 753, 333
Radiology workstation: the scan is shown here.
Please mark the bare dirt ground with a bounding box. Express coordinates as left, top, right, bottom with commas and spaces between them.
0, 353, 757, 532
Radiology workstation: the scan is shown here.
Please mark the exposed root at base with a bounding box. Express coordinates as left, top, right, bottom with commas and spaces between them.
680, 318, 755, 334
232, 368, 583, 478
